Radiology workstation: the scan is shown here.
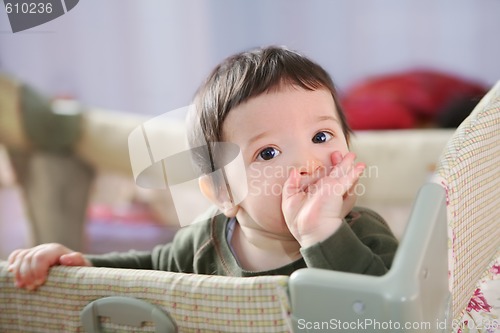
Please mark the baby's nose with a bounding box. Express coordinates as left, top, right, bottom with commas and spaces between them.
297, 159, 323, 176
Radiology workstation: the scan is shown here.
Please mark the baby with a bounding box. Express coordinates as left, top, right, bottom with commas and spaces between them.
8, 46, 398, 289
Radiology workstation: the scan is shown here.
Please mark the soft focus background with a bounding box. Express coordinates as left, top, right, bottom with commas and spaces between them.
1, 0, 498, 114
1, 0, 499, 258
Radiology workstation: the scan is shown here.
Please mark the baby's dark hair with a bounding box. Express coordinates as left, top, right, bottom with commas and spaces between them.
188, 46, 351, 177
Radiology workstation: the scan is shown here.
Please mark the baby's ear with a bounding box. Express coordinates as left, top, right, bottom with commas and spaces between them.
198, 175, 239, 217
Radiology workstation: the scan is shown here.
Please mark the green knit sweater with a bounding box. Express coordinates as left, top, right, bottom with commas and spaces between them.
88, 207, 398, 277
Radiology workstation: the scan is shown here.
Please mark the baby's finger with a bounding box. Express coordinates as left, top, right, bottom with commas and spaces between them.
353, 162, 366, 180
29, 249, 54, 287
7, 249, 26, 274
346, 179, 360, 197
8, 249, 29, 282
341, 162, 365, 185
339, 152, 357, 174
8, 248, 23, 265
330, 151, 343, 167
327, 162, 364, 196
18, 251, 37, 288
282, 169, 308, 222
354, 162, 366, 175
282, 169, 303, 199
332, 152, 361, 180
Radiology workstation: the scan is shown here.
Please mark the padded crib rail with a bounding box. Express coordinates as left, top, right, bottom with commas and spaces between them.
433, 80, 500, 321
0, 262, 292, 333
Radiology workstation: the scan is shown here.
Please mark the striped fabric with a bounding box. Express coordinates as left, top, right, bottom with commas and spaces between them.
0, 262, 292, 333
433, 81, 500, 322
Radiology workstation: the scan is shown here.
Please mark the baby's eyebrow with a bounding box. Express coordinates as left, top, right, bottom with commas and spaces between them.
316, 115, 340, 124
248, 130, 271, 146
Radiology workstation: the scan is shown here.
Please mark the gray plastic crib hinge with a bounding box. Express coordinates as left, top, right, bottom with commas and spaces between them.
81, 296, 177, 333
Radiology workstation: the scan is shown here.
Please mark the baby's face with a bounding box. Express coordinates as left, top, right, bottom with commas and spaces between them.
222, 86, 355, 236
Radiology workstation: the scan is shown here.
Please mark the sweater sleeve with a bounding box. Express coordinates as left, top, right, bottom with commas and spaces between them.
86, 218, 213, 273
299, 207, 398, 276
86, 250, 156, 269
86, 235, 197, 272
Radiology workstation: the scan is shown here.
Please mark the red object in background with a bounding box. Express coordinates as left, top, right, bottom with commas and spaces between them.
341, 70, 487, 130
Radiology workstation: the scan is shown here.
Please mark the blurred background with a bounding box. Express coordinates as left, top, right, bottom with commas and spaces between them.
1, 0, 498, 115
1, 0, 499, 258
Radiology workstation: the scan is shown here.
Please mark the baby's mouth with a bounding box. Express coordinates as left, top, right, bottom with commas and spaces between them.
298, 176, 351, 200
301, 184, 350, 200
297, 169, 328, 194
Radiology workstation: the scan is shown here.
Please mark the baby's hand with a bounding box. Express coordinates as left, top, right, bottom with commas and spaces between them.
282, 151, 365, 248
7, 243, 92, 290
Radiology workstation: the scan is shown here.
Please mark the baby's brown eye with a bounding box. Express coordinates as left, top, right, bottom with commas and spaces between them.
312, 131, 333, 143
258, 147, 280, 161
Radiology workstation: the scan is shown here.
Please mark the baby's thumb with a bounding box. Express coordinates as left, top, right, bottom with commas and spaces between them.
59, 252, 91, 267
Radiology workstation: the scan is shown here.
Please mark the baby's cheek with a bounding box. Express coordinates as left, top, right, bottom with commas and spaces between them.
340, 148, 351, 158
335, 139, 351, 158
246, 166, 288, 198
246, 173, 272, 198
241, 176, 284, 222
